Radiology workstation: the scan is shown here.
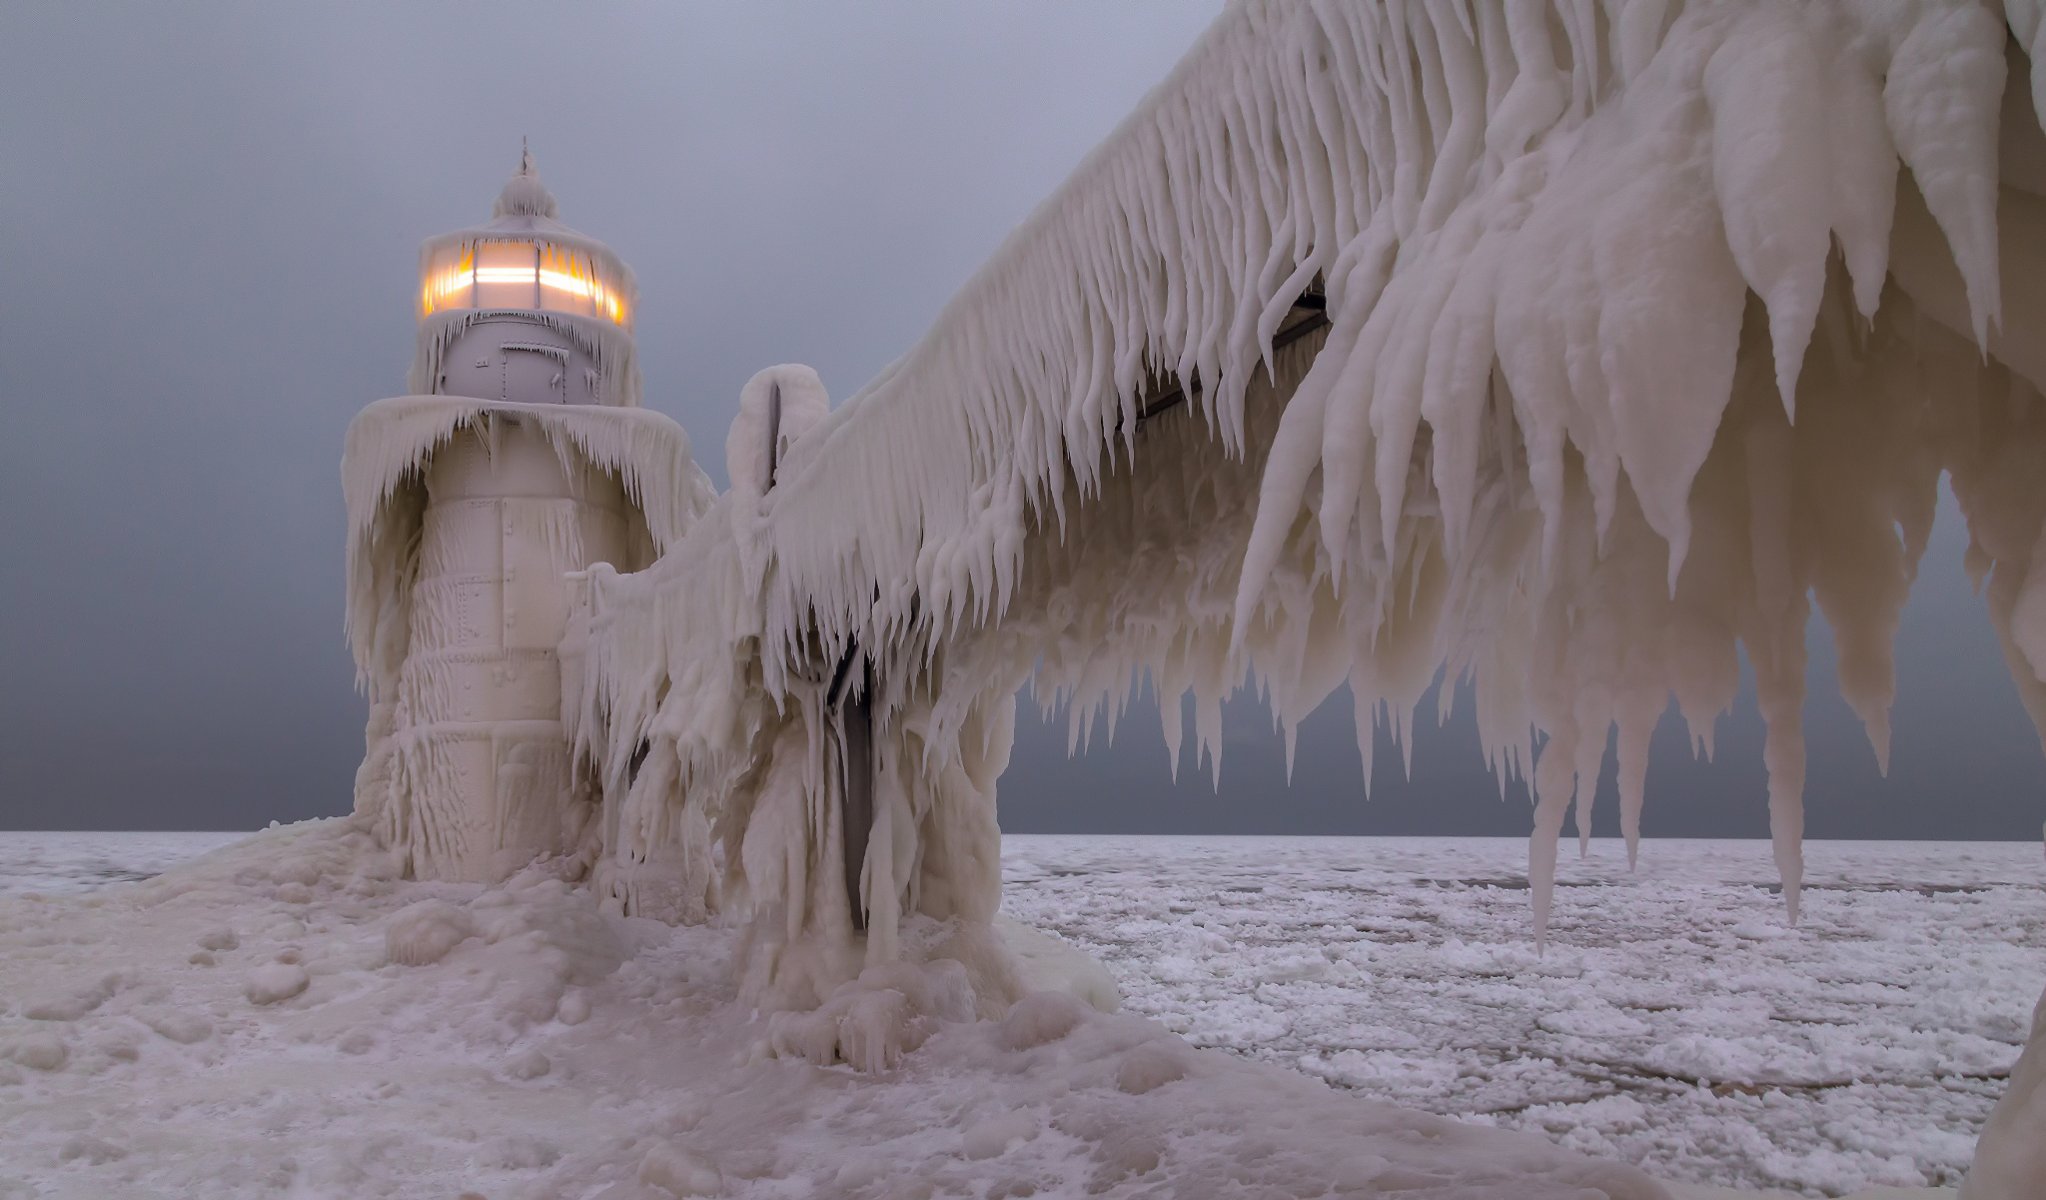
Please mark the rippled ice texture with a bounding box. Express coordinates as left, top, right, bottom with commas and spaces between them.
3, 831, 2033, 1194
0, 832, 246, 898
1002, 836, 2044, 1194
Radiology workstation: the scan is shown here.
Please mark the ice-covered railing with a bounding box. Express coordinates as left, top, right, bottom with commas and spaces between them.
578, 0, 2046, 923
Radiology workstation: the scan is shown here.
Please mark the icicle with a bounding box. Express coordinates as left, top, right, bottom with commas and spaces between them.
1615, 703, 1654, 870
1530, 733, 1574, 954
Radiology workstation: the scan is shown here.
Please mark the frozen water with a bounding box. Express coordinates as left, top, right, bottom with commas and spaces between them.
0, 832, 244, 898
2, 830, 2029, 1194
0, 820, 1673, 1199
1002, 835, 2044, 1194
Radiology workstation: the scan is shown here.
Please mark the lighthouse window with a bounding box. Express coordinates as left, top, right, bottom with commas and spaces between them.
474, 241, 540, 309
419, 239, 630, 328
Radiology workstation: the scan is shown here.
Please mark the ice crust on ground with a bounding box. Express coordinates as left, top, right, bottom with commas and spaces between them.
0, 821, 1689, 1199
1002, 835, 2044, 1196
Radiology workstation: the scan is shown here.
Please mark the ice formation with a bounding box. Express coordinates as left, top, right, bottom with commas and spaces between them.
337, 4, 2046, 1189
567, 0, 2046, 979
0, 821, 1685, 1199
1968, 981, 2046, 1199
725, 364, 831, 498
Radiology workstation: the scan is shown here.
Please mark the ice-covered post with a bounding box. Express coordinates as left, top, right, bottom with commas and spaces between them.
752, 371, 872, 930
764, 379, 782, 489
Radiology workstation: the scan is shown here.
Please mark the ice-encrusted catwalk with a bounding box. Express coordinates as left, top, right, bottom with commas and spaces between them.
547, 7, 2046, 1189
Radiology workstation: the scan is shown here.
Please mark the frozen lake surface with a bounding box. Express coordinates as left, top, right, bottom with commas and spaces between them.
1003, 836, 2044, 1194
0, 832, 247, 898
2, 830, 2037, 1193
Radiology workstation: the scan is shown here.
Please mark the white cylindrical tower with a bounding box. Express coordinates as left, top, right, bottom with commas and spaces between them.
343, 150, 711, 883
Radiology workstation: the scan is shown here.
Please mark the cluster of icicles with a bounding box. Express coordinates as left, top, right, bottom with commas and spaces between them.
570, 0, 2046, 953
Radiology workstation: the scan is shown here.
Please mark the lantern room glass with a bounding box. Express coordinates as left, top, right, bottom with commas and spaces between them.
420, 239, 630, 328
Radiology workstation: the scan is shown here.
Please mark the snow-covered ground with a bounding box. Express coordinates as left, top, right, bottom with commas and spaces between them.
0, 821, 1676, 1199
0, 829, 2030, 1197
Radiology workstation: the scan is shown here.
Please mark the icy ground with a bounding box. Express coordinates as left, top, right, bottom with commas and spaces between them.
1002, 836, 2043, 1195
0, 831, 2029, 1197
0, 832, 244, 898
0, 821, 1672, 1200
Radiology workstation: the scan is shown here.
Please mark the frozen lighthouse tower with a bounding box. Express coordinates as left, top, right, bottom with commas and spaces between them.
342, 150, 711, 882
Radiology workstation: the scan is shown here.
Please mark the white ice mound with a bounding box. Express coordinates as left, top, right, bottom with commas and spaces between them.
1965, 983, 2046, 1200
384, 900, 479, 966
3, 1033, 68, 1072
995, 989, 1091, 1052
995, 914, 1120, 1014
765, 958, 977, 1074
637, 1141, 723, 1197
243, 961, 309, 1006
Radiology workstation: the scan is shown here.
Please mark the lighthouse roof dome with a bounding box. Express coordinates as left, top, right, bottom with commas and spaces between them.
492, 143, 559, 220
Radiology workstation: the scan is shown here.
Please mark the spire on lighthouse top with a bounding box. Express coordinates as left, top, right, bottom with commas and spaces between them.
493, 138, 559, 220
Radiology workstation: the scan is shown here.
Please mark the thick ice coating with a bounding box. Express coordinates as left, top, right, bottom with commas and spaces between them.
725, 364, 831, 498
571, 0, 2043, 928
345, 396, 713, 882
331, 5, 2046, 1189
343, 150, 717, 885
557, 0, 2046, 1098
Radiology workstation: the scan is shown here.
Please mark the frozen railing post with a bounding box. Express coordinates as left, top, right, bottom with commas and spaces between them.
764, 379, 782, 489
754, 371, 875, 931
828, 648, 874, 932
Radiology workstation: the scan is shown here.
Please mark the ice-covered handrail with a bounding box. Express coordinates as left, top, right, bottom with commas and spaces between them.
573, 0, 2046, 1054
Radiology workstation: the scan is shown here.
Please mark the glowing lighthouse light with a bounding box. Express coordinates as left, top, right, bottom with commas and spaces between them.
420, 240, 630, 325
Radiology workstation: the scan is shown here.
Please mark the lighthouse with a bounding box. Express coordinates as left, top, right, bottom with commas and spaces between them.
342, 151, 712, 883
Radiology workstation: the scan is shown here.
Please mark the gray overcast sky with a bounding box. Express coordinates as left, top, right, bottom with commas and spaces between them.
2, 3, 2039, 838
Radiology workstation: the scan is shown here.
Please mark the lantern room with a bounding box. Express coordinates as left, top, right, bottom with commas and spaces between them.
420, 239, 630, 327
409, 147, 643, 408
